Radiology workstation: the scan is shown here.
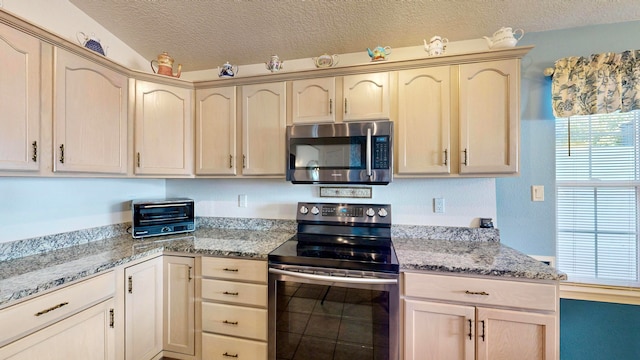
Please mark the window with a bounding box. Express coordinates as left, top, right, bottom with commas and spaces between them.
556, 112, 640, 285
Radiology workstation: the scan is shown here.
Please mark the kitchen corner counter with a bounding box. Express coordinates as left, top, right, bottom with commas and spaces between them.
0, 228, 294, 308
393, 237, 567, 281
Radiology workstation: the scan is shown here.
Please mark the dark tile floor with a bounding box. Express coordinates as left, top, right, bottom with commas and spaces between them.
276, 282, 390, 360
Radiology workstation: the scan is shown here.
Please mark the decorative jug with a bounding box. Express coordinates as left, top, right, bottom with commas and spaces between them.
266, 55, 283, 72
484, 27, 524, 49
313, 54, 339, 68
151, 52, 182, 78
423, 36, 449, 56
367, 46, 392, 61
76, 32, 107, 56
218, 61, 239, 78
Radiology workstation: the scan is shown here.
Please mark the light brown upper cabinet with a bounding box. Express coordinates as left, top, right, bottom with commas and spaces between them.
134, 80, 193, 176
0, 23, 41, 172
396, 66, 451, 175
458, 59, 519, 174
195, 86, 237, 175
343, 72, 390, 121
54, 48, 128, 174
240, 82, 286, 176
291, 77, 336, 124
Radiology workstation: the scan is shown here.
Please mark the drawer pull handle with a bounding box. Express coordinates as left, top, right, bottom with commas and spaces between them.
468, 319, 473, 340
222, 352, 239, 358
35, 302, 69, 316
465, 290, 489, 296
480, 320, 486, 342
223, 268, 239, 272
223, 320, 239, 325
223, 291, 239, 296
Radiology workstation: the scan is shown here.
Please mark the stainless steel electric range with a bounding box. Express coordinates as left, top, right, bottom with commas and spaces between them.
268, 202, 399, 360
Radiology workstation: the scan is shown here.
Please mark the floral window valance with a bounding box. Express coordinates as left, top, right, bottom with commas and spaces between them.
551, 50, 640, 118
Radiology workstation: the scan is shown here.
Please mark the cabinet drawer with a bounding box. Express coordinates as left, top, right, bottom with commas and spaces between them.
202, 302, 267, 341
0, 271, 115, 346
202, 279, 267, 307
202, 333, 267, 360
201, 257, 267, 283
403, 272, 557, 312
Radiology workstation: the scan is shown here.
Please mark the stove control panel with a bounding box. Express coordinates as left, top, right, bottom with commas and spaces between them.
297, 202, 391, 225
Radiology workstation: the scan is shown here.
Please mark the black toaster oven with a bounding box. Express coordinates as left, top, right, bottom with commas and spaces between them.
131, 198, 195, 238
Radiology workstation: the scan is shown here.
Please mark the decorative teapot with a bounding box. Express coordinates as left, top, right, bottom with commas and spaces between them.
367, 46, 392, 61
484, 27, 524, 49
218, 61, 239, 78
313, 54, 339, 68
265, 55, 283, 72
151, 52, 182, 78
423, 36, 448, 56
76, 32, 107, 56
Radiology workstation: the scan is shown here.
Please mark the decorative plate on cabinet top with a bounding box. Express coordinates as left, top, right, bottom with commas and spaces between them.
313, 54, 339, 68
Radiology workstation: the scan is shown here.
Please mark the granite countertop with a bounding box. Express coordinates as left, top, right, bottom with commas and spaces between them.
0, 222, 566, 309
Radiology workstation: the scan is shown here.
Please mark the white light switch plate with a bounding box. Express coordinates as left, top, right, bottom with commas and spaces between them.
531, 185, 544, 202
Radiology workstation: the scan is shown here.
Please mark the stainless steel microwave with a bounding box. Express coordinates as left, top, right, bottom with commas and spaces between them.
131, 198, 195, 238
286, 120, 393, 184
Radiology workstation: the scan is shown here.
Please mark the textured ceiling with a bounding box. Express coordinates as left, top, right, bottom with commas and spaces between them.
69, 0, 640, 71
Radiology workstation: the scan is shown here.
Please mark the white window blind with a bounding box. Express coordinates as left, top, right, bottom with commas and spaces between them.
556, 112, 640, 285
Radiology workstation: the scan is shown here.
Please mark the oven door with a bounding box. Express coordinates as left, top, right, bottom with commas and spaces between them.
268, 264, 399, 360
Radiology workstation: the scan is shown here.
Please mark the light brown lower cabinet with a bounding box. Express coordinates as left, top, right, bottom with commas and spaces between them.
402, 272, 558, 360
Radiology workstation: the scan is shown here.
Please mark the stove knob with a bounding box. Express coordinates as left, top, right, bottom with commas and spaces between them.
311, 206, 320, 215
378, 208, 388, 217
366, 208, 376, 217
299, 205, 309, 215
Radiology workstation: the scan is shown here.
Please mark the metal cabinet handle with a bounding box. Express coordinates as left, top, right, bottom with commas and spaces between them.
35, 302, 69, 316
109, 309, 115, 328
242, 155, 246, 169
468, 319, 473, 340
223, 320, 239, 325
188, 266, 193, 281
480, 320, 486, 342
222, 352, 239, 358
344, 98, 348, 114
128, 275, 133, 293
59, 144, 65, 164
443, 149, 448, 166
32, 141, 38, 162
137, 152, 141, 168
223, 291, 239, 296
329, 99, 333, 114
465, 290, 490, 296
223, 268, 239, 272
229, 154, 233, 168
462, 148, 468, 166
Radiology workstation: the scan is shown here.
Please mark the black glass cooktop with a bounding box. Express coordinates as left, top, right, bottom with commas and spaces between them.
268, 234, 399, 274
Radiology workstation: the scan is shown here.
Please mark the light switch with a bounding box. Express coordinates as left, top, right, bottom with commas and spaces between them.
531, 185, 544, 202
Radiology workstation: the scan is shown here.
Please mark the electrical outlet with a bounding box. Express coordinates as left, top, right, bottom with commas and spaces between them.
434, 198, 445, 213
238, 194, 247, 208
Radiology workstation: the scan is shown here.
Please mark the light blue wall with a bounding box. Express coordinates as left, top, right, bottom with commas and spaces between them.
496, 21, 640, 360
496, 20, 640, 256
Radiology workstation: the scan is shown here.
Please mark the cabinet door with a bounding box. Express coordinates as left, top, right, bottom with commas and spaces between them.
459, 60, 519, 174
135, 80, 193, 175
343, 72, 390, 121
404, 299, 474, 360
125, 257, 163, 360
291, 77, 336, 124
195, 86, 237, 175
241, 82, 286, 176
54, 48, 128, 174
0, 299, 115, 360
163, 256, 195, 356
476, 307, 556, 360
0, 23, 40, 171
397, 67, 451, 175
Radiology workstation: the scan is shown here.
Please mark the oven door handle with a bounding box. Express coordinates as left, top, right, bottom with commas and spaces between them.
269, 268, 397, 285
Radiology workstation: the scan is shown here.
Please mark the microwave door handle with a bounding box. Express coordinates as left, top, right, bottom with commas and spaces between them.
366, 128, 372, 177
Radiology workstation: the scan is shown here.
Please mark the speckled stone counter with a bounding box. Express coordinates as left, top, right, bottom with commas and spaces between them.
0, 218, 565, 309
0, 227, 294, 308
393, 237, 567, 281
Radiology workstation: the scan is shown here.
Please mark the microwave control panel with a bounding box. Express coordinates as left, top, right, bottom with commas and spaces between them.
373, 136, 390, 169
